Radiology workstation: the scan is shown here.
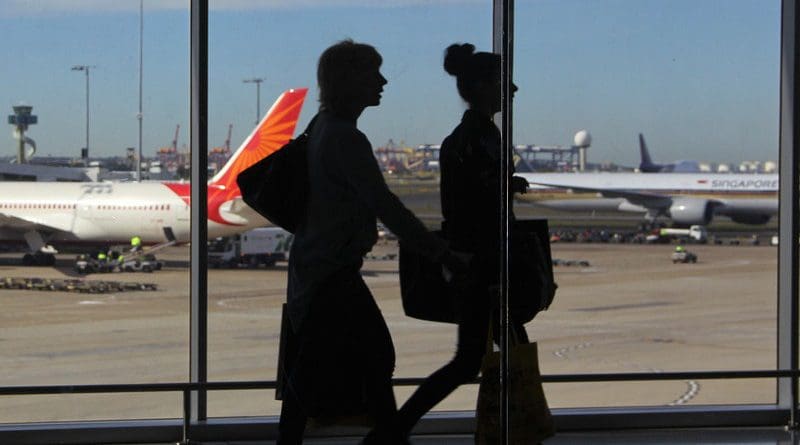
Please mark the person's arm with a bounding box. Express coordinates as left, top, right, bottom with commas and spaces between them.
335, 131, 449, 261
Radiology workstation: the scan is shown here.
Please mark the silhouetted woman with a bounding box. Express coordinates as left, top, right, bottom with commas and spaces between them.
278, 39, 466, 445
365, 43, 529, 442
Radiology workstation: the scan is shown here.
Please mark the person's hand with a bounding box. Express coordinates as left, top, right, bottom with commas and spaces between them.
512, 175, 529, 194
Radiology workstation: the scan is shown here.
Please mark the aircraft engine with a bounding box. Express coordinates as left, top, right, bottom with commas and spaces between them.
729, 214, 772, 225
667, 197, 714, 226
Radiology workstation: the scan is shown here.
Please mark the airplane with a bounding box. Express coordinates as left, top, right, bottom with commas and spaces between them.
638, 133, 701, 173
517, 171, 778, 227
0, 88, 308, 265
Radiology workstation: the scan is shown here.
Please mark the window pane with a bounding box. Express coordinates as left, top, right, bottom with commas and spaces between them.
207, 1, 493, 417
0, 2, 189, 422
514, 0, 780, 410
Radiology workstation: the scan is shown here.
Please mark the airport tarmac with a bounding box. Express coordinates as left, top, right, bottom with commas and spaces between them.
0, 241, 779, 423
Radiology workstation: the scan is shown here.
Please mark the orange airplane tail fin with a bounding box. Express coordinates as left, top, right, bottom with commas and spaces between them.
209, 88, 308, 195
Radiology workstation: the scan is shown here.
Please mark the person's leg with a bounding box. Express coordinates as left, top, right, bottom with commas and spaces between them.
391, 299, 490, 435
277, 382, 307, 445
353, 275, 398, 426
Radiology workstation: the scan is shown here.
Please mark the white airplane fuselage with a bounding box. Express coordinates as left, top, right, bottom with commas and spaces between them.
0, 181, 266, 246
518, 172, 778, 225
0, 88, 308, 253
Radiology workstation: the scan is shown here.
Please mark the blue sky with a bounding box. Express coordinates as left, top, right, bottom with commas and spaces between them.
0, 0, 781, 166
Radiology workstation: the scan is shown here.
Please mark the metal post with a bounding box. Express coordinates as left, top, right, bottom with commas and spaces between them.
85, 67, 89, 163
71, 65, 94, 164
779, 0, 800, 430
243, 78, 264, 126
494, 0, 513, 442
137, 0, 143, 182
190, 0, 209, 423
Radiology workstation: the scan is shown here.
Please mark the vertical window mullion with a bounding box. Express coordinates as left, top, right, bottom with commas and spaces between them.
494, 0, 514, 442
190, 0, 209, 423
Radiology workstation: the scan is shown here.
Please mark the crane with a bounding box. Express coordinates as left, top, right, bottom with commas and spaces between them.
158, 124, 180, 154
211, 124, 233, 154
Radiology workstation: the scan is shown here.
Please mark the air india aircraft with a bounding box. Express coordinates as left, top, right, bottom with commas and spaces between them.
0, 88, 307, 265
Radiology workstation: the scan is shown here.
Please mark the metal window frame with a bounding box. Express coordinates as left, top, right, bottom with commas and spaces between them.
189, 0, 209, 427
0, 1, 795, 444
778, 0, 800, 427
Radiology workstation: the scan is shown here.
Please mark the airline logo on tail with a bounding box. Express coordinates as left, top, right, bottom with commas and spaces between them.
165, 88, 308, 225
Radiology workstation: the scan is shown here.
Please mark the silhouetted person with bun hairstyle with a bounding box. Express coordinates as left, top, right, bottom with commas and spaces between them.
363, 43, 529, 443
277, 39, 468, 445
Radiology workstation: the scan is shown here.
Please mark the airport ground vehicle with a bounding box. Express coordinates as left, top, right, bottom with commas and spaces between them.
120, 254, 164, 273
75, 254, 116, 274
646, 225, 707, 244
75, 251, 163, 274
671, 249, 698, 263
208, 227, 293, 268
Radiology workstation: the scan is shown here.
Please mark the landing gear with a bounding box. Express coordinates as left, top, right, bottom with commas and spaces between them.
22, 252, 56, 266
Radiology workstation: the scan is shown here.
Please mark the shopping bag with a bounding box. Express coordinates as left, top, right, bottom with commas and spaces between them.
398, 230, 457, 323
399, 219, 556, 324
510, 219, 557, 324
275, 303, 295, 401
475, 340, 555, 444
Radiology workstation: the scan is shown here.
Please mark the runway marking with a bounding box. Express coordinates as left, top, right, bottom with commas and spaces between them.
570, 301, 673, 312
669, 380, 701, 405
78, 300, 105, 305
552, 342, 702, 405
553, 342, 593, 358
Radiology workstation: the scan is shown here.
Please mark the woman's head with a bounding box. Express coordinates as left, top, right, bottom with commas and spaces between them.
444, 43, 513, 114
318, 39, 387, 115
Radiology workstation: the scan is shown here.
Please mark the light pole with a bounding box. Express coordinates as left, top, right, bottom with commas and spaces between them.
137, 0, 143, 181
242, 78, 264, 126
72, 65, 95, 163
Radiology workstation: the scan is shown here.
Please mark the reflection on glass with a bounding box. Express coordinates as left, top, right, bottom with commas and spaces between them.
0, 2, 189, 422
514, 0, 780, 409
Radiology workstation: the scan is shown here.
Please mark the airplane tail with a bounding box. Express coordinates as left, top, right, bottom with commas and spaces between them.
209, 88, 308, 193
638, 133, 659, 172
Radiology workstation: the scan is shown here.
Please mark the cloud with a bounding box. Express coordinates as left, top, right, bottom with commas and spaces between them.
0, 0, 479, 17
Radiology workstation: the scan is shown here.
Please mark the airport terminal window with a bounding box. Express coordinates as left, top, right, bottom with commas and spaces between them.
0, 1, 797, 442
206, 0, 495, 417
0, 3, 189, 422
514, 0, 781, 408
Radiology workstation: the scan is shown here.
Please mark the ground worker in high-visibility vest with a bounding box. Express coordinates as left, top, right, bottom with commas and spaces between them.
131, 236, 142, 253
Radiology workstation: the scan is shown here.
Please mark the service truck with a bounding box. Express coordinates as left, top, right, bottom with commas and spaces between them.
647, 225, 708, 243
208, 227, 293, 268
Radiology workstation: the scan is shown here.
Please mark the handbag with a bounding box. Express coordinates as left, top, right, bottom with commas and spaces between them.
399, 219, 556, 324
236, 115, 317, 233
510, 219, 557, 323
398, 230, 457, 323
475, 325, 555, 444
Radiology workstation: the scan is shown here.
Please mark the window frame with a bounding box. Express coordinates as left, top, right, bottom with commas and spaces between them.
0, 0, 796, 443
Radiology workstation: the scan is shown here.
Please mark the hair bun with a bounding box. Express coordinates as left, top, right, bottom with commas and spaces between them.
444, 43, 475, 76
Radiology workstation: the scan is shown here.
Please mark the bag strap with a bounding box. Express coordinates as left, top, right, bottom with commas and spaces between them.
301, 114, 318, 137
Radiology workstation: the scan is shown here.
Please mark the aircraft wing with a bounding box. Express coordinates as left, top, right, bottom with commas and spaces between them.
529, 181, 674, 211
0, 211, 70, 234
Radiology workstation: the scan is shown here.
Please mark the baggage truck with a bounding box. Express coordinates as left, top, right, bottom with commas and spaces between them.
208, 227, 293, 268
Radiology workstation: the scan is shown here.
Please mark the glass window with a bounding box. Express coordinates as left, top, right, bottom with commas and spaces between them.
0, 1, 189, 422
514, 0, 781, 409
207, 1, 494, 417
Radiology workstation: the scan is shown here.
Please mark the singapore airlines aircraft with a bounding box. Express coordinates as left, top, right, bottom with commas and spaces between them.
0, 88, 307, 265
517, 171, 778, 227
638, 133, 701, 173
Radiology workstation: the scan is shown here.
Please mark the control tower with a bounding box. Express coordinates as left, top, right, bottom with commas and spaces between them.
8, 105, 37, 164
